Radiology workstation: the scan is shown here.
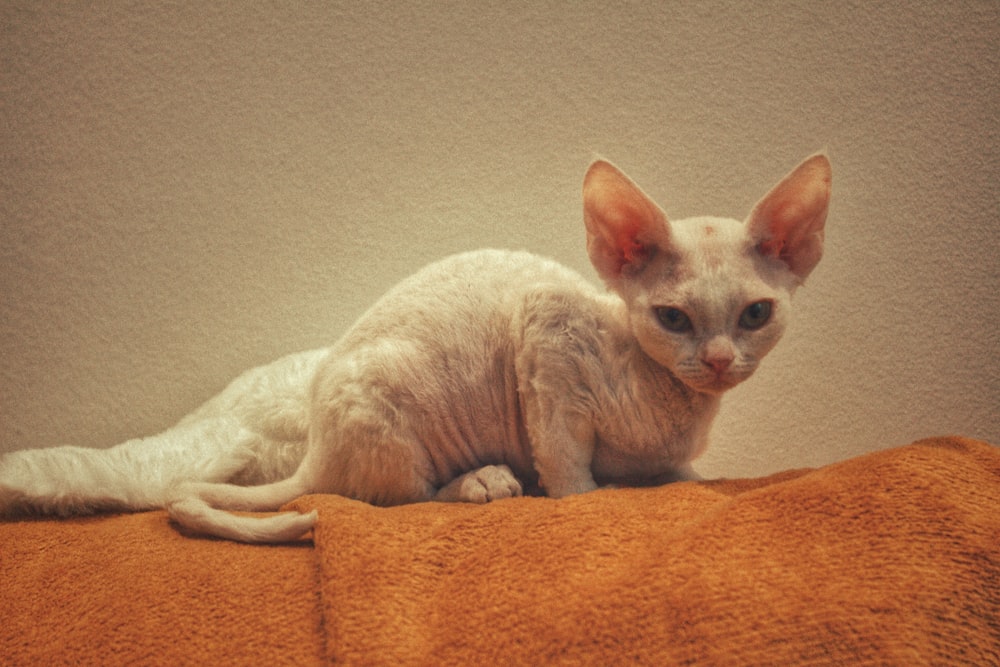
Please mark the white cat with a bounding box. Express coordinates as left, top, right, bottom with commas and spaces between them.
0, 154, 831, 542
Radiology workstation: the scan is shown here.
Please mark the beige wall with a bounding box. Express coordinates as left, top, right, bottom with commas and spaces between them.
1, 2, 997, 476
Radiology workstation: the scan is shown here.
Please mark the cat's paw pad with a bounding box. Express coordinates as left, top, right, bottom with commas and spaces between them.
457, 464, 523, 503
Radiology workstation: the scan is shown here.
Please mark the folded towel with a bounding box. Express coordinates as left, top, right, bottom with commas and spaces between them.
0, 509, 325, 665
2, 436, 997, 665
289, 436, 1000, 665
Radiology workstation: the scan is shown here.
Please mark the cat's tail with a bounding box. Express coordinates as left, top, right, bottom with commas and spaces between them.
0, 417, 255, 517
167, 473, 317, 543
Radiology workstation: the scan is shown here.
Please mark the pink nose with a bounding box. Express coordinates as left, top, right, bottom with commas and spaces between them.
701, 355, 733, 374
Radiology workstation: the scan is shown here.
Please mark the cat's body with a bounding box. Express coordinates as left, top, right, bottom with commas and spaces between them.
0, 154, 832, 542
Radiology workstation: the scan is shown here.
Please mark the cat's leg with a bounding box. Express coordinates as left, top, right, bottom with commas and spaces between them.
520, 392, 600, 498
167, 375, 438, 541
626, 463, 703, 487
515, 290, 606, 499
165, 426, 436, 543
434, 464, 523, 503
669, 462, 703, 482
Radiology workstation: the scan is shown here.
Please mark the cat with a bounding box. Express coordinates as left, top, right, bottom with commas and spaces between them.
0, 153, 832, 543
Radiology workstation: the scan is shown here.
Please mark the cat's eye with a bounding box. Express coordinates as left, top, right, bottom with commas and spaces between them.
655, 307, 692, 333
739, 300, 773, 330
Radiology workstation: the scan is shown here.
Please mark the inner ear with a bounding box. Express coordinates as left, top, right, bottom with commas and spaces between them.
583, 160, 669, 283
747, 153, 832, 281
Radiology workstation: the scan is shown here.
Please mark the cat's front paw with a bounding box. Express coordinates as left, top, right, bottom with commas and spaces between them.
435, 464, 523, 504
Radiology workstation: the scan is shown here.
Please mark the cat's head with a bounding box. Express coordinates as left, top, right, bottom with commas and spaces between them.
583, 154, 831, 395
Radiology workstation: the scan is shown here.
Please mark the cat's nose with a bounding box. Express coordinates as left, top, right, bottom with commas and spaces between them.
701, 356, 733, 374
700, 338, 734, 374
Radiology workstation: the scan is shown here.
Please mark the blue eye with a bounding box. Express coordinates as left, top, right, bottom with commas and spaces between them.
739, 301, 772, 330
655, 307, 692, 333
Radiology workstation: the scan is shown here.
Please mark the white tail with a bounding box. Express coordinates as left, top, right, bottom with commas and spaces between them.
0, 417, 256, 517
168, 498, 317, 543
167, 474, 317, 543
0, 349, 323, 542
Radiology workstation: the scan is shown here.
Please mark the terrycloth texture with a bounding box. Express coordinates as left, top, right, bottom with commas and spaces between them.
2, 436, 998, 665
0, 511, 325, 666
289, 436, 1000, 665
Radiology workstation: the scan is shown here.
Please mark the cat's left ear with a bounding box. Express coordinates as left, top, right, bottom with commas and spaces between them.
747, 153, 832, 281
583, 160, 669, 283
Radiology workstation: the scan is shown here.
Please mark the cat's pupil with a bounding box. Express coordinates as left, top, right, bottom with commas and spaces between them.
655, 307, 692, 333
739, 301, 772, 330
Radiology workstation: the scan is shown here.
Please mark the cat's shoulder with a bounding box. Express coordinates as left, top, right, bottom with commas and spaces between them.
429, 248, 580, 277
339, 249, 601, 346
399, 248, 594, 298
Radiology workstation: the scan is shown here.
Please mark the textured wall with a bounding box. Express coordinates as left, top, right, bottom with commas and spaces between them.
2, 2, 997, 477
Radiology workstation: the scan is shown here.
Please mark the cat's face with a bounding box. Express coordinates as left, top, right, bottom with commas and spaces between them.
582, 153, 831, 395
620, 217, 795, 395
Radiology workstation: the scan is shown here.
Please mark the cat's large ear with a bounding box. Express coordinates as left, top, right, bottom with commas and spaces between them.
747, 153, 832, 281
583, 160, 669, 284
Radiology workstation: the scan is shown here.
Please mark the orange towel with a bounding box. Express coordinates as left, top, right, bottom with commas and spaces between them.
291, 436, 999, 665
2, 436, 998, 665
0, 510, 325, 665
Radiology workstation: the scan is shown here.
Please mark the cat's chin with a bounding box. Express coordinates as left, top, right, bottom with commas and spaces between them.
683, 375, 744, 396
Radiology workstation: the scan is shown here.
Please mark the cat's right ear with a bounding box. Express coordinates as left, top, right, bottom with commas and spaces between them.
583, 160, 669, 284
747, 153, 832, 282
